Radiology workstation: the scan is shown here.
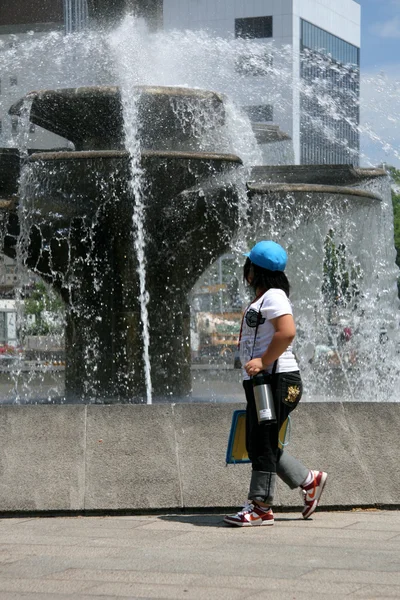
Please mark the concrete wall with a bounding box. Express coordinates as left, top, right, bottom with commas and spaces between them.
0, 402, 399, 514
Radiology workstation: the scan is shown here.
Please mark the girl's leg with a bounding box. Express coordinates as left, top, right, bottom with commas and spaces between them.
277, 451, 309, 489
273, 372, 308, 489
274, 395, 328, 518
277, 451, 328, 518
244, 379, 278, 505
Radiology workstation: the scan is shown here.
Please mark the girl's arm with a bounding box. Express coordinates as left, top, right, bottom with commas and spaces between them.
244, 314, 296, 377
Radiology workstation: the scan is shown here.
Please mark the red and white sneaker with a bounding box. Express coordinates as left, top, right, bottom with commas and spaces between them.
224, 503, 274, 527
300, 470, 328, 519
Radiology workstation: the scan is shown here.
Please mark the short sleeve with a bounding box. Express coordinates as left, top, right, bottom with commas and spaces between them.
260, 289, 293, 320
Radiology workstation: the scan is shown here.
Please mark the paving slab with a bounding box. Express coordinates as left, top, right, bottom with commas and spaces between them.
0, 510, 399, 599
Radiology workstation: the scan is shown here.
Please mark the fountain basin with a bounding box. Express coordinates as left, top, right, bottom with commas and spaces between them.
249, 164, 387, 186
13, 146, 242, 401
247, 182, 382, 202
19, 147, 242, 293
0, 149, 20, 200
5, 83, 245, 401
10, 86, 226, 152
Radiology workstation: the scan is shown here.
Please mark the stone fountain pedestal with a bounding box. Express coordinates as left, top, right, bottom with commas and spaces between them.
7, 86, 242, 402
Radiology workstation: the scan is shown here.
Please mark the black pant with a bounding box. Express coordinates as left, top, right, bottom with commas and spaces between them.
244, 371, 302, 473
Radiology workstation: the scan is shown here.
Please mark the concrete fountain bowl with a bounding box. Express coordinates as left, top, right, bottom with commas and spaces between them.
6, 85, 242, 402
9, 85, 226, 152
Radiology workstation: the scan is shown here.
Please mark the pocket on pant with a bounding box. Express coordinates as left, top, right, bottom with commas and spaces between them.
277, 372, 303, 411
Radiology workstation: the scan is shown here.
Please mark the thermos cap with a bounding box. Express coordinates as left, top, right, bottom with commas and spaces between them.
252, 373, 268, 386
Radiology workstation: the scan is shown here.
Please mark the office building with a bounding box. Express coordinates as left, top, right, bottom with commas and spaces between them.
163, 0, 361, 165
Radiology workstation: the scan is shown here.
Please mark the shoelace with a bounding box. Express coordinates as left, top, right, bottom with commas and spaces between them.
238, 502, 254, 515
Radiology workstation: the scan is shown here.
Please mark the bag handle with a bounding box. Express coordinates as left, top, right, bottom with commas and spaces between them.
250, 298, 265, 359
250, 296, 278, 374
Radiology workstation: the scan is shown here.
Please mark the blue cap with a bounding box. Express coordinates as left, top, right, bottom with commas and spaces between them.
244, 241, 287, 271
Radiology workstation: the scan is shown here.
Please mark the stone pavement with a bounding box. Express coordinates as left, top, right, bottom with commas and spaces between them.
0, 509, 399, 599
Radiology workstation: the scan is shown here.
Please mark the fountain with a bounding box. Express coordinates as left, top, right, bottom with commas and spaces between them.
5, 86, 243, 402
2, 86, 396, 404
0, 7, 399, 513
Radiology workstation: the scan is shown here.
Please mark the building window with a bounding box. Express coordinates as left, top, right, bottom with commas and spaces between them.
235, 16, 273, 39
244, 105, 273, 123
301, 19, 359, 66
300, 19, 360, 166
235, 50, 273, 76
9, 76, 18, 87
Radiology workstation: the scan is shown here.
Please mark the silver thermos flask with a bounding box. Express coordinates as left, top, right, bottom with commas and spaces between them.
252, 373, 277, 423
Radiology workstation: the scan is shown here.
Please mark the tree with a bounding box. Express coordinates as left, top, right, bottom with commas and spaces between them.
322, 229, 361, 313
388, 167, 400, 267
386, 166, 400, 296
23, 282, 65, 336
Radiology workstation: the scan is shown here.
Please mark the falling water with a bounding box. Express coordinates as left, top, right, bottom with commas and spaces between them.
0, 17, 399, 403
245, 174, 400, 402
108, 25, 152, 404
64, 0, 89, 34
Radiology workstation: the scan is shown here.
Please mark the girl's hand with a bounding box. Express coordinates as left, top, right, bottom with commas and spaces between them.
244, 358, 264, 377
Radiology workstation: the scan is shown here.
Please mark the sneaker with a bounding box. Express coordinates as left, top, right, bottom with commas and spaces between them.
300, 470, 328, 519
224, 503, 274, 527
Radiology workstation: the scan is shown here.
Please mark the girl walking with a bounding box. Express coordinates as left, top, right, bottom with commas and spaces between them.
224, 240, 327, 526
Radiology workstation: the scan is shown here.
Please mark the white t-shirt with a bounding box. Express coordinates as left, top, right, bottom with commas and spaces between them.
239, 288, 299, 380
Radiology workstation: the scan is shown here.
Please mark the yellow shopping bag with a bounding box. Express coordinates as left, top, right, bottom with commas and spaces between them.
226, 410, 291, 464
226, 410, 249, 464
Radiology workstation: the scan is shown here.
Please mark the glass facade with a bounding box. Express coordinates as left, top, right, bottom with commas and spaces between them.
301, 19, 359, 66
300, 19, 360, 165
64, 0, 89, 33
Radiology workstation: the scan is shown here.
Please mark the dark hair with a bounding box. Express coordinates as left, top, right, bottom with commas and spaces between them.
243, 257, 290, 297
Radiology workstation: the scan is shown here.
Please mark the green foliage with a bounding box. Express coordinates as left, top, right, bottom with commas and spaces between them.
23, 282, 65, 336
322, 229, 361, 310
388, 166, 400, 270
